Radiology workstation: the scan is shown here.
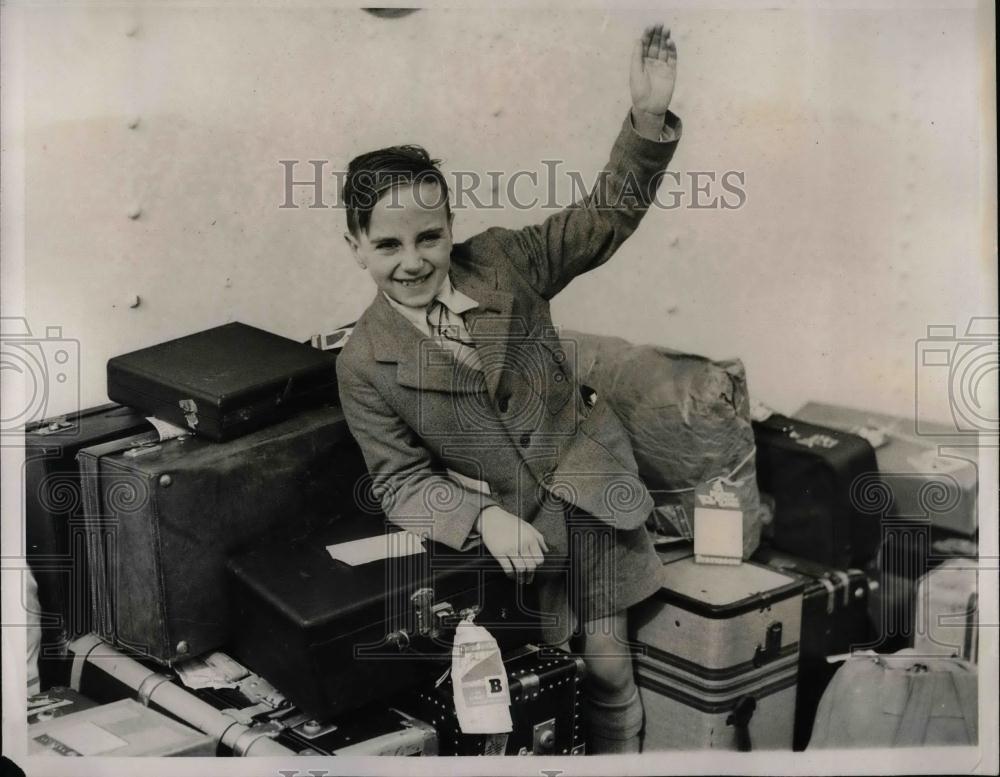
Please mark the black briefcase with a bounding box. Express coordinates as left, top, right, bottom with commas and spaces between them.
397, 643, 586, 756
227, 514, 543, 720
25, 404, 153, 688
753, 413, 883, 568
79, 404, 369, 664
752, 545, 875, 750
107, 322, 338, 441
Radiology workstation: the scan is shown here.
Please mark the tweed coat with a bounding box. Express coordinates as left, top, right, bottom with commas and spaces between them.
337, 111, 681, 639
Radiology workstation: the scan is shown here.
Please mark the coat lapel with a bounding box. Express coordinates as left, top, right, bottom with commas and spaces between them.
364, 264, 517, 398
364, 286, 483, 394
452, 267, 519, 399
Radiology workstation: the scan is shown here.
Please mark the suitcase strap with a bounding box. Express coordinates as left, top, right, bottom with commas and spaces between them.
725, 696, 757, 752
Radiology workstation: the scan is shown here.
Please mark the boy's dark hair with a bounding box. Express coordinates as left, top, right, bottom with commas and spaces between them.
343, 145, 450, 236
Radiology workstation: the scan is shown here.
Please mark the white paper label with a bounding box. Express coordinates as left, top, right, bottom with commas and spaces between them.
694, 480, 743, 565
451, 621, 512, 735
326, 531, 426, 566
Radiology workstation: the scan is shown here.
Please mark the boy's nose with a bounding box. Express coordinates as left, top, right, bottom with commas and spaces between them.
399, 250, 425, 274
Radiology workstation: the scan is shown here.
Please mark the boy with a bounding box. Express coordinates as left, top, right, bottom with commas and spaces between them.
337, 24, 680, 753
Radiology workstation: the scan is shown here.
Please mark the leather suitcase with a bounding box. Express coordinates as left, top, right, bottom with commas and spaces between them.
397, 643, 586, 756
752, 546, 875, 750
78, 404, 370, 664
227, 513, 543, 720
182, 682, 439, 756
107, 322, 338, 441
632, 556, 803, 752
795, 402, 978, 536
753, 412, 882, 568
25, 404, 153, 687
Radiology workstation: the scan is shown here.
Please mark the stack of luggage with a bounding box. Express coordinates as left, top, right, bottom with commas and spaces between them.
23, 322, 981, 757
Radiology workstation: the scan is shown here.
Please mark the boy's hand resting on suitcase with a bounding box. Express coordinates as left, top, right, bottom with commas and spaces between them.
476, 505, 548, 583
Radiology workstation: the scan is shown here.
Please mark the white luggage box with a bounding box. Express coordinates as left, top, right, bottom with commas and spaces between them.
632, 557, 803, 751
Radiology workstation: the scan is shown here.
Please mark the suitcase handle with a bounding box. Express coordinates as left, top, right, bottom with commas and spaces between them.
725, 695, 757, 752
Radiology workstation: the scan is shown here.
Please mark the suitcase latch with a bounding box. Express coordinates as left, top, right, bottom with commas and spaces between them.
532, 718, 557, 754
30, 418, 76, 435
752, 622, 783, 667
410, 587, 480, 641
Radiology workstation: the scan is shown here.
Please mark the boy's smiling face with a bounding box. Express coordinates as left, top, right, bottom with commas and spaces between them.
346, 179, 453, 309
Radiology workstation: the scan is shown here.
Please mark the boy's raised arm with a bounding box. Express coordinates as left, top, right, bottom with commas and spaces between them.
480, 24, 681, 300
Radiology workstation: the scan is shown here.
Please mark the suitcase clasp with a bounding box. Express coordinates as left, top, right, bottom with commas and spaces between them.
410, 587, 480, 641
752, 622, 783, 667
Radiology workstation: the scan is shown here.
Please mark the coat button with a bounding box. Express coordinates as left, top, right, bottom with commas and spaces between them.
498, 396, 509, 413
519, 433, 531, 448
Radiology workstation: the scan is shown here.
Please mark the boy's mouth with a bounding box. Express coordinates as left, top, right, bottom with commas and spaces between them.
395, 272, 433, 288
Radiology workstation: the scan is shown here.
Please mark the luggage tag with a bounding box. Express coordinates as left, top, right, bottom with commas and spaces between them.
693, 479, 743, 565
451, 615, 512, 737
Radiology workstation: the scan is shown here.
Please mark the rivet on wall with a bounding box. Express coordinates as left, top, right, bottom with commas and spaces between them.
129, 295, 142, 309
125, 22, 141, 38
128, 116, 141, 130
127, 207, 142, 220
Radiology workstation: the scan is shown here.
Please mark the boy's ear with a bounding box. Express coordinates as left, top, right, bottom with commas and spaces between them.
344, 231, 366, 269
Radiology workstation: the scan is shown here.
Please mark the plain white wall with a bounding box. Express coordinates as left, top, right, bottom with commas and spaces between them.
10, 3, 996, 426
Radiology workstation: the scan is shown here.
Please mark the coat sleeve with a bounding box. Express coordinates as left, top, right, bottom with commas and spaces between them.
484, 110, 682, 300
337, 357, 496, 552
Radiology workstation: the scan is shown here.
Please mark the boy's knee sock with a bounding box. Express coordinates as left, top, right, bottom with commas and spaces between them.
584, 687, 644, 754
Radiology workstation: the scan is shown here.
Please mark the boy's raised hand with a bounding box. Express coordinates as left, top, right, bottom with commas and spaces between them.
630, 24, 677, 130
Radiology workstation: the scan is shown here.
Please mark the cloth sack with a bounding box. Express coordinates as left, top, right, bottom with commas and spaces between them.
808, 649, 978, 748
568, 330, 765, 559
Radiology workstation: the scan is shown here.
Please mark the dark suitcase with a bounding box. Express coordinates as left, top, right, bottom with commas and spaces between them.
25, 404, 153, 688
107, 322, 338, 442
227, 513, 544, 720
753, 412, 883, 567
795, 402, 978, 536
752, 545, 875, 750
198, 686, 439, 756
632, 556, 804, 751
397, 643, 586, 756
79, 404, 370, 664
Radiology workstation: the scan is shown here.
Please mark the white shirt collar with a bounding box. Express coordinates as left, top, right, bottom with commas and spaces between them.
382, 274, 479, 334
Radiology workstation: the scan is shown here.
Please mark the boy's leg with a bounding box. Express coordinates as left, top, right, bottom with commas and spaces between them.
579, 611, 644, 754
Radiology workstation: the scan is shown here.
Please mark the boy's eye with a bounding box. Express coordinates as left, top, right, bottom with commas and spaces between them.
420, 235, 440, 244
375, 241, 399, 252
